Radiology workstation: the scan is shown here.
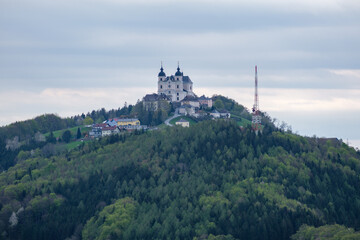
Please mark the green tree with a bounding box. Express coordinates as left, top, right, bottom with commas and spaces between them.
76, 128, 81, 139
84, 116, 94, 125
46, 131, 56, 143
214, 99, 225, 110
62, 130, 72, 143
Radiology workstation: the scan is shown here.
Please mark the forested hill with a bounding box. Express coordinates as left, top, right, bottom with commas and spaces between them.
0, 120, 360, 239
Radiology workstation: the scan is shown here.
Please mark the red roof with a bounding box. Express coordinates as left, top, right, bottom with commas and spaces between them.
93, 123, 108, 128
102, 126, 118, 131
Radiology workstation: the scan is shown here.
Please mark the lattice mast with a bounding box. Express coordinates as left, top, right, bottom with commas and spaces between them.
252, 65, 262, 131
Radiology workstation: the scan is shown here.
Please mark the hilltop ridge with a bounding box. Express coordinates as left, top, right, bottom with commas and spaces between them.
0, 96, 359, 240
0, 114, 359, 239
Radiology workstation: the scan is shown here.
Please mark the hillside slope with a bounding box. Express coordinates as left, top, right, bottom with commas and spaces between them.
0, 120, 359, 239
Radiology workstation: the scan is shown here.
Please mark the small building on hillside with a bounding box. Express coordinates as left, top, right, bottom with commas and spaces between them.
210, 110, 231, 119
219, 110, 231, 118
198, 95, 213, 108
93, 123, 108, 128
102, 126, 120, 136
181, 95, 200, 108
106, 119, 119, 127
175, 118, 190, 127
143, 93, 171, 111
89, 128, 102, 138
116, 118, 140, 127
89, 125, 104, 138
179, 105, 196, 116
193, 110, 207, 118
210, 110, 221, 118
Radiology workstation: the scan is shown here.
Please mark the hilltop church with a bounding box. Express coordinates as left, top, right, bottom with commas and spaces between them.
143, 64, 213, 112
157, 64, 195, 102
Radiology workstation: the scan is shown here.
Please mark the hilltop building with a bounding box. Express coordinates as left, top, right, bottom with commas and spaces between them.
198, 95, 213, 108
142, 93, 171, 111
89, 118, 145, 138
157, 64, 195, 102
143, 64, 213, 118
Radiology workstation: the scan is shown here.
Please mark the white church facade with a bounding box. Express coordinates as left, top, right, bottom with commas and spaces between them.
157, 64, 195, 102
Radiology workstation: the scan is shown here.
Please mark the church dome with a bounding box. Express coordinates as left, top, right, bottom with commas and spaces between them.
158, 66, 166, 77
175, 66, 183, 76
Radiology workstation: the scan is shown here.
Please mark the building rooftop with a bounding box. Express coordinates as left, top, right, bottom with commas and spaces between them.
158, 66, 166, 77
183, 76, 192, 83
93, 123, 109, 128
117, 118, 139, 122
102, 126, 118, 131
182, 95, 198, 102
143, 93, 171, 101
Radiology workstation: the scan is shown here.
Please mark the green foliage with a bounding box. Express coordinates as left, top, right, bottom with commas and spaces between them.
76, 127, 81, 139
0, 114, 70, 141
0, 120, 359, 239
61, 130, 72, 143
131, 100, 171, 126
83, 116, 94, 125
291, 224, 360, 240
82, 197, 137, 240
212, 95, 251, 120
214, 99, 225, 110
46, 131, 56, 143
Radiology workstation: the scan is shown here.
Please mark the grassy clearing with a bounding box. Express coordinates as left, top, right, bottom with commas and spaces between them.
65, 141, 83, 150
236, 118, 252, 127
44, 126, 91, 139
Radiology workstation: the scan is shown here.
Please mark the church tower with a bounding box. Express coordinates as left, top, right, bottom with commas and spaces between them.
158, 63, 166, 81
157, 62, 194, 102
174, 62, 183, 82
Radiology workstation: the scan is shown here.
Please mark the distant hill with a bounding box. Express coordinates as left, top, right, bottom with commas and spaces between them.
0, 95, 249, 172
0, 117, 359, 239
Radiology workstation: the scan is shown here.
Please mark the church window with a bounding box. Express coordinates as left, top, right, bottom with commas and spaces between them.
177, 85, 179, 88
168, 91, 171, 94
168, 85, 171, 88
190, 86, 192, 90
177, 78, 179, 80
160, 85, 162, 89
177, 97, 179, 100
177, 93, 179, 96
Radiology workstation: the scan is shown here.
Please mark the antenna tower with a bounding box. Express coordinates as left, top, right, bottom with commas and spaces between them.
252, 65, 262, 131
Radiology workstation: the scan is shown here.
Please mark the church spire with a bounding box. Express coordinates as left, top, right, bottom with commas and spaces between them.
175, 61, 182, 76
158, 61, 166, 77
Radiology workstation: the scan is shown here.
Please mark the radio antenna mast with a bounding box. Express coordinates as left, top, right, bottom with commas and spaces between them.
252, 65, 262, 132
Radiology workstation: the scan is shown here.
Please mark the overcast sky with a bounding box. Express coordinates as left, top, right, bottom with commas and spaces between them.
1, 0, 359, 148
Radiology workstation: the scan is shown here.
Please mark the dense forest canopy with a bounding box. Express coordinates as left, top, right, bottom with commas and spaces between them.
0, 117, 359, 239
0, 95, 250, 172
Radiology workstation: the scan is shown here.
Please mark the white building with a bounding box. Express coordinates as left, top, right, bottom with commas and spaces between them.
102, 126, 120, 136
157, 64, 195, 102
175, 118, 190, 127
